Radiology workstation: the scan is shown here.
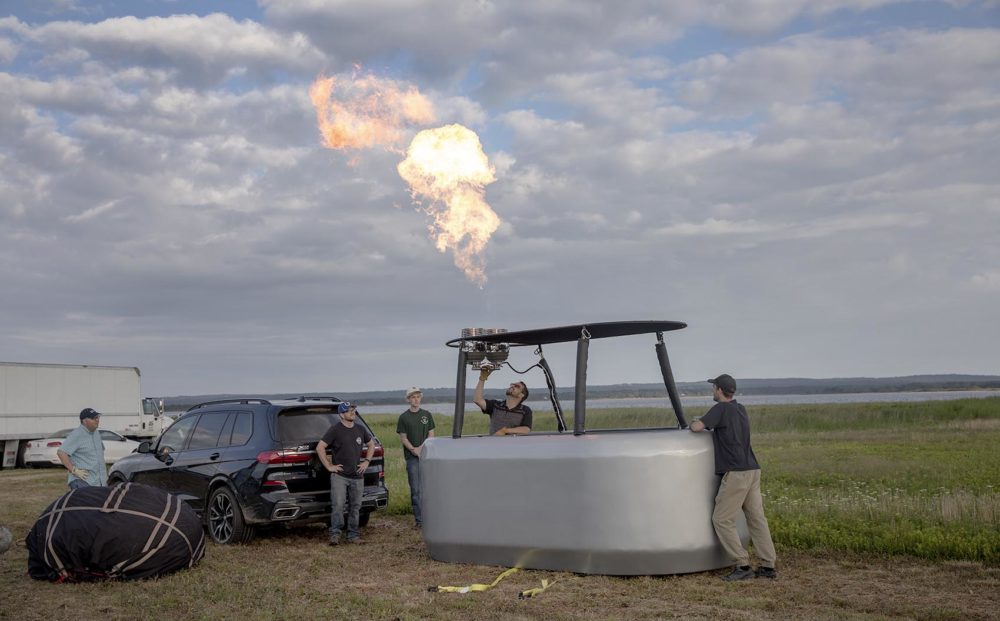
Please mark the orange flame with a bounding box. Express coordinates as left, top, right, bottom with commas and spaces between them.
309, 74, 434, 151
309, 72, 500, 286
397, 124, 500, 287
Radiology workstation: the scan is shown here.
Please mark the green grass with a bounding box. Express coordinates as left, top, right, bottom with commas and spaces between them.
365, 397, 1000, 563
3, 398, 1000, 620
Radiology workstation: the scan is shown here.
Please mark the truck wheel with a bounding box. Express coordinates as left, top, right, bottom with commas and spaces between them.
358, 510, 371, 527
16, 441, 29, 468
207, 487, 255, 545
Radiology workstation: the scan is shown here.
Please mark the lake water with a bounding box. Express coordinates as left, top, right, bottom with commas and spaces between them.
384, 390, 998, 416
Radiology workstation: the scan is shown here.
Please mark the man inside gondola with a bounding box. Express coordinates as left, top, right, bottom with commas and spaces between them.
473, 368, 532, 436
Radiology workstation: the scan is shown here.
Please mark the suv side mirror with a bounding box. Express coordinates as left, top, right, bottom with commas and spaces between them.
156, 446, 174, 465
137, 441, 151, 453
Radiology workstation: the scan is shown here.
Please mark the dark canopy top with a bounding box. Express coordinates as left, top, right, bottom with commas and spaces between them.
446, 320, 687, 347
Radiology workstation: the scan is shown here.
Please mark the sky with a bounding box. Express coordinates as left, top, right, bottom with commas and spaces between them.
1, 0, 998, 397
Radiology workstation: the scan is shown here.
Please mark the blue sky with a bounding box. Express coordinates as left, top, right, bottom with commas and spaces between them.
1, 1, 998, 396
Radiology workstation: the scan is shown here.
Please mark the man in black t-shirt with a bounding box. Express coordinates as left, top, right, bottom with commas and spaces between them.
317, 402, 374, 545
472, 368, 532, 435
690, 374, 777, 581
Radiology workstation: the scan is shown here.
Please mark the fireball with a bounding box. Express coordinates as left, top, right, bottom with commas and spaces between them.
310, 72, 501, 286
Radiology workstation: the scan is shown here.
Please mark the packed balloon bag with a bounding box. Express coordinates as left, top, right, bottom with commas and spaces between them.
26, 482, 206, 582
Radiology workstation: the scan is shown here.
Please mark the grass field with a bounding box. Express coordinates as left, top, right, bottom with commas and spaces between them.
1, 397, 998, 620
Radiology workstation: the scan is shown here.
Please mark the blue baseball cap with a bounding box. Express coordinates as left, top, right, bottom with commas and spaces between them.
337, 402, 355, 414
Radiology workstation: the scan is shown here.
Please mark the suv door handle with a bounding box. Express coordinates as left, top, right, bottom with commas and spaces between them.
209, 452, 220, 460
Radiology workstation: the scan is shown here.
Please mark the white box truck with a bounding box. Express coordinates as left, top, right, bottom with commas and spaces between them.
1, 362, 166, 468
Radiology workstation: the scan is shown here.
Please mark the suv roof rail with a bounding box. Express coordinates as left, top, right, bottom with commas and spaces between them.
291, 396, 343, 403
189, 398, 273, 410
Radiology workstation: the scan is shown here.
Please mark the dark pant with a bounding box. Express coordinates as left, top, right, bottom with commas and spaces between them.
329, 472, 363, 541
405, 456, 422, 525
68, 479, 90, 490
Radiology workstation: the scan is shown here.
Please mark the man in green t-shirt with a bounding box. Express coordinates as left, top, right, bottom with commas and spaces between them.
396, 387, 435, 527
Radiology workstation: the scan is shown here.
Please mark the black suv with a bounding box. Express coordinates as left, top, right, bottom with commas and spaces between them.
108, 397, 389, 544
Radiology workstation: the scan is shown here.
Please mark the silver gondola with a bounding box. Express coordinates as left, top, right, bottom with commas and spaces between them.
420, 320, 749, 575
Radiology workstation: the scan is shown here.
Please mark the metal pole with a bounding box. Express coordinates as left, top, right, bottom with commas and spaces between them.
453, 348, 468, 438
573, 334, 589, 436
655, 333, 688, 428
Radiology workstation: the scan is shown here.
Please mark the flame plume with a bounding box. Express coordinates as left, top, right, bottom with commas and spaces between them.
398, 124, 500, 287
308, 74, 434, 150
309, 72, 500, 286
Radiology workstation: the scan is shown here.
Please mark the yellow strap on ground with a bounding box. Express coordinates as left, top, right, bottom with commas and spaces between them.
518, 578, 556, 599
428, 567, 520, 593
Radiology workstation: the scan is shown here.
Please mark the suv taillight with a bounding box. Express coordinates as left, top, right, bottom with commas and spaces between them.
256, 450, 312, 465
372, 445, 383, 458
47, 441, 63, 448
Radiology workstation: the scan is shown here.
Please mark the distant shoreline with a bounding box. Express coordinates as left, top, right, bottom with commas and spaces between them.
361, 389, 999, 416
165, 388, 999, 414
161, 374, 1000, 412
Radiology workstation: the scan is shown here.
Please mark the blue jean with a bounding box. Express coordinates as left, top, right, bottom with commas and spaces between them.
405, 456, 422, 525
68, 478, 90, 490
330, 473, 363, 541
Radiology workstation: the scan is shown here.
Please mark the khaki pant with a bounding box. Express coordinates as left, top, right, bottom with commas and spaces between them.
712, 469, 777, 568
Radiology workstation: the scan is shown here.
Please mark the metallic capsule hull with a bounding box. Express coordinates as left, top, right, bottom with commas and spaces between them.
420, 429, 748, 575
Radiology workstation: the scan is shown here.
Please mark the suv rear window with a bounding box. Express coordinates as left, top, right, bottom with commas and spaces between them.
277, 407, 367, 445
230, 411, 253, 446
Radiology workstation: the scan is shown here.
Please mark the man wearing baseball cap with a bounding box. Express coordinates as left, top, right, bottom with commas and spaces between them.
316, 402, 375, 545
57, 407, 108, 490
690, 374, 777, 581
396, 387, 436, 527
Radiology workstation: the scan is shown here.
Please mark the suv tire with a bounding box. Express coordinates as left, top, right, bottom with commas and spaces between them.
207, 486, 255, 545
358, 510, 371, 527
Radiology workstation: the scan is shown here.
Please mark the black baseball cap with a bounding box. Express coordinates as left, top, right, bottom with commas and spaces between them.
80, 407, 102, 420
707, 374, 737, 394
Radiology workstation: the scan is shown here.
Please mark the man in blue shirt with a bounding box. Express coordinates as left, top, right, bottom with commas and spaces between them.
57, 408, 108, 490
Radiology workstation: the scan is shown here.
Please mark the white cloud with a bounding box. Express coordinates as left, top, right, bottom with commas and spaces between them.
968, 271, 1000, 292
63, 198, 122, 223
16, 13, 326, 86
2, 4, 999, 394
674, 28, 1000, 118
0, 36, 18, 63
653, 217, 779, 237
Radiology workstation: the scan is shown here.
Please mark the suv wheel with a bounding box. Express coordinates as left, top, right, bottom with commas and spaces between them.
358, 510, 371, 527
207, 486, 255, 544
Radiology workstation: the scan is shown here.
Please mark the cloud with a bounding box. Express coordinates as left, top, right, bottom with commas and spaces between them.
63, 198, 122, 223
11, 13, 326, 86
0, 36, 18, 63
674, 28, 1000, 116
2, 4, 1000, 393
653, 217, 778, 237
968, 271, 1000, 292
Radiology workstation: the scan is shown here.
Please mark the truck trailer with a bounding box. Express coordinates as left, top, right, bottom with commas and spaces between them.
1, 362, 166, 468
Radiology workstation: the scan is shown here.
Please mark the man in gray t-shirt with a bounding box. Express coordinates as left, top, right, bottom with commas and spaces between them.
472, 368, 532, 435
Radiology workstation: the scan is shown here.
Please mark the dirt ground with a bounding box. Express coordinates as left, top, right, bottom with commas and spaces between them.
2, 470, 998, 620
